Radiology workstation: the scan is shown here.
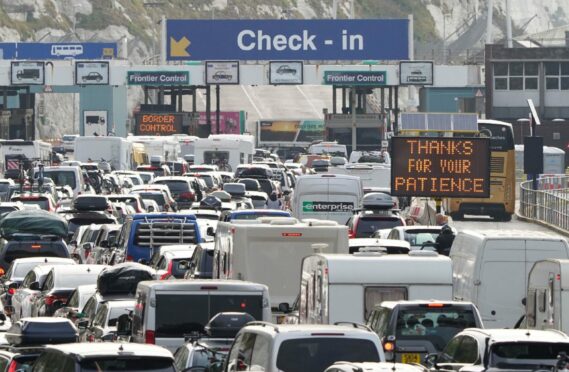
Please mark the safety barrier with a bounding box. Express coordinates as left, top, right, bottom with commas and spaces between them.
519, 175, 569, 233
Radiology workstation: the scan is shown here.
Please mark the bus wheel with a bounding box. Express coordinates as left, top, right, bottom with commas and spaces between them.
497, 213, 512, 222
450, 212, 463, 221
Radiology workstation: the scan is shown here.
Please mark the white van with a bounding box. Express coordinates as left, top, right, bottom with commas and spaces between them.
127, 135, 180, 162
74, 136, 133, 171
34, 165, 85, 196
194, 134, 255, 172
526, 259, 569, 333
292, 174, 362, 224
450, 230, 569, 328
299, 251, 453, 325
0, 140, 52, 172
132, 279, 271, 351
214, 217, 348, 315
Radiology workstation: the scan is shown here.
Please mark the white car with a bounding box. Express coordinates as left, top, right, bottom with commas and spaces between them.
62, 134, 79, 153
385, 225, 457, 250
11, 265, 57, 321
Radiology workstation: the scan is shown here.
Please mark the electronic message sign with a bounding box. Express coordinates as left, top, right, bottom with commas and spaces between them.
391, 137, 490, 198
135, 113, 183, 135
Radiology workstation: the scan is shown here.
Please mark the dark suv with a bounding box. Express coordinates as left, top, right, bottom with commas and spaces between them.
347, 210, 405, 238
0, 235, 70, 274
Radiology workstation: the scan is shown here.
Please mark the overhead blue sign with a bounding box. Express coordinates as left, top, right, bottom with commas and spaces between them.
166, 19, 408, 61
0, 42, 117, 60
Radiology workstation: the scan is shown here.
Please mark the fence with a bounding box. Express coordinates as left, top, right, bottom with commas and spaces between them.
519, 175, 569, 233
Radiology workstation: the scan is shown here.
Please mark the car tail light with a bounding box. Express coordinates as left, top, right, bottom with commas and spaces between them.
31, 244, 41, 249
0, 268, 4, 276
126, 256, 133, 262
179, 192, 195, 201
7, 360, 17, 372
7, 288, 15, 295
145, 330, 155, 344
45, 294, 66, 306
160, 261, 173, 280
87, 334, 95, 342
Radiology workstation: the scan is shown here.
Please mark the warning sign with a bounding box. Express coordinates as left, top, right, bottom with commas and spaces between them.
390, 137, 490, 198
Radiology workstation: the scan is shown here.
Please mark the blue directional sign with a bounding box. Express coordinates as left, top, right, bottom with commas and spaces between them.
167, 19, 408, 61
0, 42, 117, 60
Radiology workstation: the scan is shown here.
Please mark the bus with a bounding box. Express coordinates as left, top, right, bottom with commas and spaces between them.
444, 119, 515, 221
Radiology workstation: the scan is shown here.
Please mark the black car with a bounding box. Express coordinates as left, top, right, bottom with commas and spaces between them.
276, 65, 297, 75
0, 235, 70, 274
212, 71, 232, 81
82, 72, 103, 82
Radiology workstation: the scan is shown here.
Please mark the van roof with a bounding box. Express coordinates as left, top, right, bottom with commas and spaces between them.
46, 342, 173, 360
459, 229, 566, 241
377, 300, 476, 309
137, 279, 268, 292
530, 259, 569, 289
242, 323, 377, 337
462, 328, 569, 343
306, 254, 452, 284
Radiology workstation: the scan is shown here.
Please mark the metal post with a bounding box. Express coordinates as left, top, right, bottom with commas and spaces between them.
332, 86, 337, 114
144, 87, 149, 104
342, 88, 346, 113
160, 15, 167, 65
505, 0, 513, 48
380, 88, 385, 114
206, 85, 211, 135
192, 88, 197, 113
394, 87, 399, 133
486, 0, 494, 44
216, 84, 221, 134
351, 86, 357, 152
178, 88, 183, 112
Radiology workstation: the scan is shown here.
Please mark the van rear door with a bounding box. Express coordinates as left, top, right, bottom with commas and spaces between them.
153, 290, 264, 351
478, 239, 525, 328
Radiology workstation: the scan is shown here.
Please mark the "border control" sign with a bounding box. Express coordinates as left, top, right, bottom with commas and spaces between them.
390, 137, 491, 198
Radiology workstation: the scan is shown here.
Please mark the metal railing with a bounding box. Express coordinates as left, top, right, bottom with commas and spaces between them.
519, 175, 569, 232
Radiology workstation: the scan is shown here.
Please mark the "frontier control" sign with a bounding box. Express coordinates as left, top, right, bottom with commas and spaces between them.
390, 137, 490, 198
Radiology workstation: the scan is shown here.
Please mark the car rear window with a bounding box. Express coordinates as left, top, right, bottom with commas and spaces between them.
171, 259, 191, 278
79, 358, 175, 372
356, 217, 403, 238
276, 338, 379, 372
155, 181, 189, 193
155, 294, 263, 337
5, 244, 68, 264
396, 305, 478, 350
138, 193, 166, 206
404, 230, 440, 247
14, 198, 49, 210
490, 342, 569, 368
42, 170, 77, 190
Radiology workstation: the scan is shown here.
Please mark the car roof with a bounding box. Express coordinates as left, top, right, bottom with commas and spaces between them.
377, 300, 476, 309
349, 238, 411, 248
241, 323, 377, 337
328, 362, 424, 372
153, 176, 189, 182
459, 229, 566, 241
45, 342, 173, 359
103, 299, 136, 308
462, 328, 569, 343
164, 250, 195, 259
50, 265, 107, 276
13, 257, 74, 265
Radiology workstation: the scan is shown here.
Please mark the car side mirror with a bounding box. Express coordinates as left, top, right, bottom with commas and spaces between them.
99, 240, 109, 248
207, 227, 215, 236
101, 333, 115, 342
77, 319, 89, 329
8, 282, 19, 290
278, 302, 290, 313
52, 300, 64, 310
116, 314, 132, 336
82, 242, 94, 251
283, 190, 291, 196
425, 353, 440, 369
29, 281, 40, 291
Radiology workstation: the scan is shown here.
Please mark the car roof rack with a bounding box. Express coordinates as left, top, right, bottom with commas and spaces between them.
333, 322, 373, 332
246, 321, 280, 333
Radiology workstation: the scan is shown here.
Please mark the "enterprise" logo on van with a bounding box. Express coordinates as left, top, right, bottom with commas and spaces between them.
302, 201, 354, 213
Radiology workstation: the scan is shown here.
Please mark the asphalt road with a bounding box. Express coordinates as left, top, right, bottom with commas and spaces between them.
452, 214, 564, 237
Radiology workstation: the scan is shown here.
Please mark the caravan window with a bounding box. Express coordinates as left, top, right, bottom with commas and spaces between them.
364, 287, 407, 320
204, 151, 229, 165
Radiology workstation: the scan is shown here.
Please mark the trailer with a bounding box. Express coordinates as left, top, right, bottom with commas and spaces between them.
74, 136, 133, 171
194, 134, 255, 172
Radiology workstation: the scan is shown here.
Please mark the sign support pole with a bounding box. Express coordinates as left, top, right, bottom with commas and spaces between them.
351, 86, 357, 153
216, 84, 221, 134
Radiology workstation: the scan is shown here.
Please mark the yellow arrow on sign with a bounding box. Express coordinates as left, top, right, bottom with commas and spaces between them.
170, 36, 191, 57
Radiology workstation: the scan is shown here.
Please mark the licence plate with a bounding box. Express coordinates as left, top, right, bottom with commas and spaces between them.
401, 353, 421, 364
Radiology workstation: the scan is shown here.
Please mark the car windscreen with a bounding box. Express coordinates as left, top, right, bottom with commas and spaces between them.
395, 305, 478, 351
356, 217, 403, 238
15, 198, 49, 210
171, 259, 192, 278
197, 175, 214, 188
276, 338, 379, 372
403, 230, 440, 247
258, 180, 274, 196
13, 261, 47, 279
108, 306, 132, 326
155, 294, 263, 337
79, 358, 175, 372
63, 135, 77, 142
490, 342, 569, 368
42, 170, 76, 190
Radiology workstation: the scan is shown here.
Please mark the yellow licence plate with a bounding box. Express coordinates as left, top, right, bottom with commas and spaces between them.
401, 353, 421, 364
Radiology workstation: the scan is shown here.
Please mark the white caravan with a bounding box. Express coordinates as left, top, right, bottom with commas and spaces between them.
213, 217, 349, 314
126, 135, 180, 162
171, 134, 200, 156
450, 230, 569, 328
308, 141, 348, 157
0, 140, 52, 171
526, 259, 569, 334
193, 134, 255, 172
74, 136, 133, 171
299, 251, 453, 325
292, 174, 362, 224
328, 163, 391, 189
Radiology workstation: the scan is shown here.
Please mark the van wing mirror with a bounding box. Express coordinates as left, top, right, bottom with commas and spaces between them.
425, 353, 440, 369
29, 281, 40, 291
116, 313, 132, 336
206, 227, 215, 236
278, 302, 290, 313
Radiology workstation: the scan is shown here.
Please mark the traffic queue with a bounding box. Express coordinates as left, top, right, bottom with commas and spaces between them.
0, 134, 565, 372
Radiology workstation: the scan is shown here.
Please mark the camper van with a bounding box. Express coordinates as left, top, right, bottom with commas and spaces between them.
0, 140, 52, 172
299, 251, 453, 325
328, 163, 391, 189
132, 280, 271, 351
74, 136, 133, 171
126, 136, 180, 162
450, 230, 569, 328
193, 134, 255, 172
213, 217, 349, 316
292, 174, 363, 224
526, 259, 569, 334
172, 134, 199, 157
308, 141, 348, 157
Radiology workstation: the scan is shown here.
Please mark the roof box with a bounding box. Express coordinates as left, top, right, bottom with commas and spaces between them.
97, 263, 155, 296
362, 192, 394, 210
6, 317, 78, 346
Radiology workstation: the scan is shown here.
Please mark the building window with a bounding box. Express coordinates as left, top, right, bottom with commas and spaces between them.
545, 62, 569, 90
493, 62, 538, 91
